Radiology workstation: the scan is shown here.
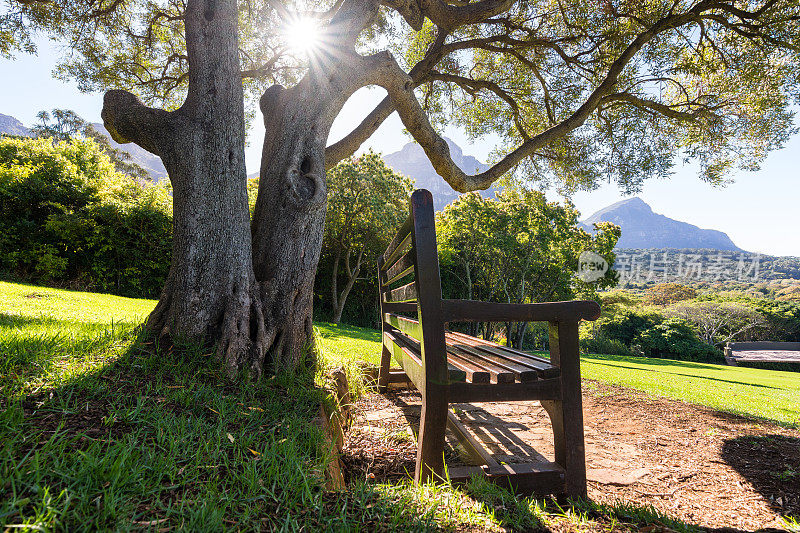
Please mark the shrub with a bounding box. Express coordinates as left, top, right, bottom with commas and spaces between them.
634, 318, 722, 362
580, 335, 633, 356
0, 136, 172, 297
584, 308, 721, 362
593, 309, 662, 345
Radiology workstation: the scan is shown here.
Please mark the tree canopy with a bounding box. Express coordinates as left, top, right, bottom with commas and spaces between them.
15, 0, 799, 191
437, 188, 619, 347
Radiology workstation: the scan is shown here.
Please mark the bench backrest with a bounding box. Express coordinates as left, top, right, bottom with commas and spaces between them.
378, 189, 448, 388
728, 341, 800, 352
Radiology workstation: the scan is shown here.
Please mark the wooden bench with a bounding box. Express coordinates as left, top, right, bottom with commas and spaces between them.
725, 341, 800, 366
377, 189, 600, 497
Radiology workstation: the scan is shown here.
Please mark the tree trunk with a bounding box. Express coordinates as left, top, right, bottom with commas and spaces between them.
251, 66, 369, 372
102, 0, 266, 377
332, 247, 363, 324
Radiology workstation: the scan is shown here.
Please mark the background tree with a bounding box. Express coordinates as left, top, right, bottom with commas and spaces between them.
643, 283, 698, 306
668, 300, 768, 345
16, 0, 800, 377
33, 109, 151, 180
438, 189, 619, 348
321, 151, 412, 324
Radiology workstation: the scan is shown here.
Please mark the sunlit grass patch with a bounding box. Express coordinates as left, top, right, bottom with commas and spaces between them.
579, 353, 800, 427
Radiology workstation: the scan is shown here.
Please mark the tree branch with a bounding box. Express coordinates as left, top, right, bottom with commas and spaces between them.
382, 0, 514, 30
363, 7, 706, 192
101, 90, 173, 156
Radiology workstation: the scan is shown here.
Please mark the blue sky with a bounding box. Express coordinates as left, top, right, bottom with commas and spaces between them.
2, 39, 798, 256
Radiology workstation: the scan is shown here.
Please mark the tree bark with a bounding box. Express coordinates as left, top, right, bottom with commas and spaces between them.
102, 0, 266, 377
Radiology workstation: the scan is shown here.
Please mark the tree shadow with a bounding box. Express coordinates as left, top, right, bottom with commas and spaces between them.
585, 360, 784, 390
720, 434, 800, 520
583, 352, 732, 371
0, 316, 139, 396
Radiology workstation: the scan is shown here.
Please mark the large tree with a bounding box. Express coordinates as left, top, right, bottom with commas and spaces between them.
15, 0, 800, 377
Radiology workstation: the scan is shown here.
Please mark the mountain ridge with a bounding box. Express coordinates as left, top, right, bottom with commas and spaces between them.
382, 138, 498, 211
581, 197, 743, 251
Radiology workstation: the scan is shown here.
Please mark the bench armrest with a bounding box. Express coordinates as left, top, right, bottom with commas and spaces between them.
442, 299, 601, 323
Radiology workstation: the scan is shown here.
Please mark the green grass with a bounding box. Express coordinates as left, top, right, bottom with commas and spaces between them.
1, 280, 781, 531
579, 353, 800, 427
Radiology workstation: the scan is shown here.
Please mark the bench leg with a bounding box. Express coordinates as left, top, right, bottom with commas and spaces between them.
543, 321, 587, 499
415, 383, 448, 484
378, 345, 392, 392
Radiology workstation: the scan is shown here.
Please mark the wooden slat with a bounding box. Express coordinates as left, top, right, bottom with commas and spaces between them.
385, 330, 466, 383
383, 331, 424, 390
442, 299, 601, 323
448, 378, 561, 403
384, 313, 422, 341
447, 331, 559, 379
387, 370, 411, 383
446, 462, 566, 496
442, 349, 491, 384
446, 342, 517, 383
447, 410, 499, 467
380, 216, 413, 267
382, 249, 415, 285
384, 316, 502, 384
380, 301, 417, 314
383, 280, 417, 303
445, 333, 539, 382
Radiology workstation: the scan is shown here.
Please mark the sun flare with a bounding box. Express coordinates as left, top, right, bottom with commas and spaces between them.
283, 17, 321, 56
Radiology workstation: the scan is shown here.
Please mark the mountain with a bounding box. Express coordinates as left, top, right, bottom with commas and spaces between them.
382, 138, 498, 211
581, 197, 743, 251
0, 113, 31, 137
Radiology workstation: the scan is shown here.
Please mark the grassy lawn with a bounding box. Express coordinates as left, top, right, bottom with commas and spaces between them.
580, 354, 800, 427
2, 280, 794, 531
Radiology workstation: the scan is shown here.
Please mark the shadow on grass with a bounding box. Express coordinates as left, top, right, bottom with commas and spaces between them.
583, 360, 785, 390
0, 331, 503, 531
582, 352, 728, 371
0, 318, 138, 397
720, 434, 800, 521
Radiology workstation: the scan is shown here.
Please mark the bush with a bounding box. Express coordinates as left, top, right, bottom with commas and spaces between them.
634, 318, 722, 362
0, 136, 172, 297
584, 308, 721, 362
593, 309, 662, 345
580, 335, 633, 356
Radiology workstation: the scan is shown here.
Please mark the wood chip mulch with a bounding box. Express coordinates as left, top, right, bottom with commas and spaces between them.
341, 381, 799, 531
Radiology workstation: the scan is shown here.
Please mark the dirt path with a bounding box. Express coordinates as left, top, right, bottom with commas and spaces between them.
341, 381, 799, 531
